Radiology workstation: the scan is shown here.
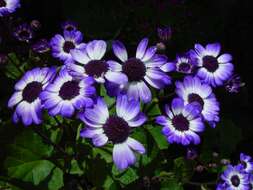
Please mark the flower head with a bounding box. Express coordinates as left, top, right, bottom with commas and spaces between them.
156, 98, 205, 145
189, 43, 234, 87
109, 38, 174, 103
240, 153, 253, 173
13, 23, 33, 42
67, 40, 128, 84
32, 39, 50, 53
220, 164, 250, 190
50, 30, 85, 62
174, 54, 197, 74
225, 74, 245, 93
40, 69, 95, 118
8, 67, 56, 126
0, 0, 20, 16
79, 95, 147, 170
176, 76, 220, 128
61, 20, 78, 32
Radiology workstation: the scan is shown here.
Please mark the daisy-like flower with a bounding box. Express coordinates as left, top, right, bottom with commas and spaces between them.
0, 0, 20, 17
68, 40, 128, 84
156, 98, 205, 145
61, 20, 78, 32
8, 67, 56, 126
110, 38, 174, 103
13, 23, 34, 42
32, 39, 50, 53
240, 153, 253, 173
79, 95, 147, 170
174, 54, 197, 74
189, 43, 234, 87
175, 76, 220, 128
50, 30, 85, 62
221, 164, 250, 190
40, 69, 95, 118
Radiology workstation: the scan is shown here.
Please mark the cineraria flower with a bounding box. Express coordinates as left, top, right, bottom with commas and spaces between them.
174, 54, 197, 74
157, 26, 172, 42
0, 0, 20, 17
156, 98, 205, 145
8, 67, 56, 126
50, 30, 85, 62
68, 40, 128, 84
189, 43, 234, 87
220, 164, 250, 190
13, 23, 34, 42
79, 95, 146, 170
61, 20, 78, 32
225, 74, 245, 93
32, 39, 50, 53
240, 153, 253, 173
175, 76, 220, 128
40, 69, 95, 118
110, 38, 174, 103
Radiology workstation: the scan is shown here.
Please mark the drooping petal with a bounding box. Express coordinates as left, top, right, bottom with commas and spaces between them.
126, 137, 145, 154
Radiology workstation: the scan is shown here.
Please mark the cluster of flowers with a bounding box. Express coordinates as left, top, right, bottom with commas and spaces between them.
2, 0, 244, 170
217, 153, 253, 190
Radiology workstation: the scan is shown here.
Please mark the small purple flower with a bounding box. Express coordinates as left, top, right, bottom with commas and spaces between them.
50, 30, 85, 62
61, 20, 78, 32
156, 98, 205, 145
32, 39, 50, 53
174, 54, 197, 74
79, 95, 146, 170
157, 26, 172, 42
189, 43, 234, 87
68, 40, 128, 84
240, 153, 253, 173
220, 164, 250, 190
8, 67, 56, 126
0, 0, 20, 16
13, 23, 34, 42
186, 148, 198, 160
225, 74, 245, 93
176, 76, 220, 128
40, 69, 95, 118
110, 38, 174, 103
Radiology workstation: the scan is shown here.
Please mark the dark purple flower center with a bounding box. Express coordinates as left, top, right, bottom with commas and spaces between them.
84, 60, 108, 78
188, 93, 204, 109
103, 116, 130, 144
178, 62, 191, 72
172, 114, 189, 131
0, 0, 6, 7
202, 56, 219, 72
63, 41, 75, 53
231, 175, 240, 187
59, 80, 80, 100
123, 58, 146, 82
22, 81, 42, 103
65, 25, 75, 31
18, 30, 30, 39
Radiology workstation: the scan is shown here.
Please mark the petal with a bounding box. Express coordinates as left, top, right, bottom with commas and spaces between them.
137, 81, 151, 103
61, 101, 74, 117
8, 92, 22, 108
156, 115, 169, 126
70, 49, 90, 64
136, 38, 149, 59
126, 137, 145, 154
194, 44, 205, 56
16, 101, 32, 126
206, 43, 221, 57
80, 128, 104, 138
119, 98, 140, 121
112, 41, 128, 62
160, 62, 176, 72
171, 98, 184, 115
92, 134, 108, 147
92, 40, 107, 60
105, 71, 128, 85
126, 83, 139, 101
182, 103, 202, 120
48, 102, 63, 116
107, 60, 122, 72
141, 46, 157, 62
217, 53, 233, 63
127, 113, 147, 127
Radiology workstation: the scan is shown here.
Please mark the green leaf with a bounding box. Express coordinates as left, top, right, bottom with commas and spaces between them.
48, 167, 64, 190
160, 178, 184, 190
69, 159, 84, 175
117, 168, 139, 186
100, 85, 115, 107
173, 157, 195, 183
5, 53, 23, 79
146, 101, 161, 117
93, 147, 113, 163
146, 125, 168, 150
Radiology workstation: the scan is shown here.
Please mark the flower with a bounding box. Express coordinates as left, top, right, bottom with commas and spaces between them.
156, 98, 205, 145
40, 69, 95, 118
175, 76, 220, 128
67, 40, 128, 84
61, 20, 78, 32
174, 54, 197, 74
79, 95, 147, 170
32, 39, 50, 53
110, 38, 174, 103
189, 43, 234, 87
240, 153, 253, 173
225, 74, 245, 93
8, 67, 56, 126
220, 164, 250, 190
0, 0, 20, 17
13, 23, 34, 42
50, 30, 86, 62
157, 26, 172, 42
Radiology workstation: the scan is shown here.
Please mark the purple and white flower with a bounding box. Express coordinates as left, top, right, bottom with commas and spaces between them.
79, 95, 147, 170
67, 40, 128, 84
8, 67, 56, 126
174, 54, 197, 74
189, 43, 234, 87
110, 38, 174, 103
176, 76, 220, 128
156, 98, 205, 145
40, 69, 95, 118
50, 30, 86, 62
61, 20, 78, 32
0, 0, 20, 16
240, 153, 253, 173
13, 23, 34, 42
